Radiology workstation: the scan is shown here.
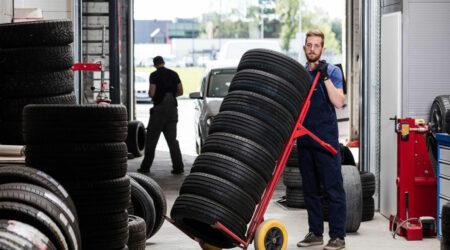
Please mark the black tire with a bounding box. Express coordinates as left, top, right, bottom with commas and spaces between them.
191, 152, 266, 203
1, 93, 76, 121
0, 46, 73, 73
209, 111, 284, 158
79, 211, 129, 250
180, 172, 256, 223
127, 215, 146, 250
0, 166, 77, 220
0, 121, 24, 145
286, 187, 305, 208
0, 202, 68, 250
229, 69, 304, 118
426, 133, 438, 177
430, 95, 450, 134
129, 178, 156, 239
0, 20, 73, 47
63, 177, 130, 215
286, 143, 298, 167
340, 144, 356, 166
342, 165, 363, 232
127, 172, 167, 238
237, 48, 310, 94
126, 121, 146, 157
283, 166, 302, 188
0, 70, 74, 98
442, 202, 450, 240
171, 194, 247, 249
221, 90, 295, 130
25, 143, 128, 180
362, 197, 375, 222
201, 132, 276, 182
360, 172, 375, 198
0, 220, 57, 250
0, 184, 81, 250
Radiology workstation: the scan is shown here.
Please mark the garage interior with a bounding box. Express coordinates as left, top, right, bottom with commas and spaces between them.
0, 0, 450, 249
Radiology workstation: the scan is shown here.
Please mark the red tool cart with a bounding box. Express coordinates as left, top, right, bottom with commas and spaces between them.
389, 118, 437, 240
166, 72, 337, 249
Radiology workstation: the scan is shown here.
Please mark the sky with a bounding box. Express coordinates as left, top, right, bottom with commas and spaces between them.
134, 0, 345, 21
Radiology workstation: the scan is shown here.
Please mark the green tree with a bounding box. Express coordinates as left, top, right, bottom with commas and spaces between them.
276, 0, 299, 51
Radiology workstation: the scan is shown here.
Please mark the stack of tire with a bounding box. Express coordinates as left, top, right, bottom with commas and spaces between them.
23, 104, 130, 250
282, 143, 305, 208
0, 165, 81, 249
0, 20, 76, 145
171, 49, 310, 248
360, 171, 375, 221
127, 172, 167, 249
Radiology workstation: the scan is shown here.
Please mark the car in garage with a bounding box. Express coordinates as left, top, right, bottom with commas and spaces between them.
189, 66, 237, 154
135, 71, 151, 103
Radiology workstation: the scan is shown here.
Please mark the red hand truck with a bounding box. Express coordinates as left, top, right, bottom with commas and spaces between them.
166, 72, 338, 250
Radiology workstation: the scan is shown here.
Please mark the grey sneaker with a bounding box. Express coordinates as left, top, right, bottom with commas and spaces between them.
324, 238, 345, 250
297, 232, 324, 247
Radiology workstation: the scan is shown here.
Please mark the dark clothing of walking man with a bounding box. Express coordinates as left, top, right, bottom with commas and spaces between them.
296, 30, 347, 250
138, 56, 184, 174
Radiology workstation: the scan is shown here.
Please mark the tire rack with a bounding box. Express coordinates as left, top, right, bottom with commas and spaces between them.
166, 72, 338, 249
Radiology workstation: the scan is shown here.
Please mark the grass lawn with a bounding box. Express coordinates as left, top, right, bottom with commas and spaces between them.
135, 67, 204, 98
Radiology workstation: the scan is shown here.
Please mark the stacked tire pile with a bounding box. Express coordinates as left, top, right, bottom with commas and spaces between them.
360, 171, 375, 221
127, 172, 167, 249
171, 49, 311, 248
282, 143, 305, 208
0, 165, 80, 249
23, 104, 131, 250
0, 20, 76, 145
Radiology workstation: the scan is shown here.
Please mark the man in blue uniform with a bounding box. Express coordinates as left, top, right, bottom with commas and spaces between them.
297, 30, 346, 250
138, 56, 184, 174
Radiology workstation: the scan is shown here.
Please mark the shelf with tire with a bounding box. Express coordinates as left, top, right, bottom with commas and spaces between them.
0, 20, 77, 145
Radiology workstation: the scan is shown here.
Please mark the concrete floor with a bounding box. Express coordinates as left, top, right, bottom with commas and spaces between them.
127, 153, 440, 250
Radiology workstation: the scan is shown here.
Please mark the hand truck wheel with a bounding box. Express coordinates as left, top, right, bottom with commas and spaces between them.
199, 242, 222, 250
254, 219, 287, 250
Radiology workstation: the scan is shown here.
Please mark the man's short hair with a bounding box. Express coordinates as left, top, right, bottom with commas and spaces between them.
305, 30, 325, 46
153, 56, 165, 66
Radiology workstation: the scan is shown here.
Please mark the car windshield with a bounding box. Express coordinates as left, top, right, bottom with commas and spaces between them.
207, 69, 236, 97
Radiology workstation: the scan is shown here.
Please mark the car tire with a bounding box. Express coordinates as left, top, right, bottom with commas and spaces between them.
129, 178, 156, 238
430, 95, 450, 134
126, 121, 146, 157
283, 166, 302, 188
127, 215, 147, 250
342, 165, 363, 232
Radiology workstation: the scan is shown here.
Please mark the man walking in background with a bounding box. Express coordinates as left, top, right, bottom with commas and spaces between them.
138, 56, 184, 174
297, 30, 346, 250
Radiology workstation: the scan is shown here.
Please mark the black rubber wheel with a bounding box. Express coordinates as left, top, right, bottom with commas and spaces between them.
0, 184, 81, 250
430, 95, 450, 134
0, 202, 68, 250
180, 172, 256, 223
283, 166, 302, 188
25, 142, 128, 181
129, 178, 156, 238
0, 70, 74, 98
362, 197, 375, 222
237, 48, 310, 94
342, 165, 363, 232
229, 69, 304, 119
127, 215, 146, 250
360, 171, 375, 198
340, 144, 356, 166
426, 133, 438, 177
0, 46, 73, 73
442, 202, 450, 241
0, 220, 57, 250
171, 194, 247, 249
63, 177, 130, 215
221, 90, 295, 131
0, 20, 73, 47
1, 93, 76, 121
286, 143, 298, 167
126, 121, 146, 157
0, 166, 77, 220
191, 152, 267, 203
209, 111, 284, 158
127, 172, 167, 238
201, 132, 276, 182
286, 187, 305, 208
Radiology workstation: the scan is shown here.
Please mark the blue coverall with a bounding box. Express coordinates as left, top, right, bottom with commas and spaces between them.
297, 63, 347, 239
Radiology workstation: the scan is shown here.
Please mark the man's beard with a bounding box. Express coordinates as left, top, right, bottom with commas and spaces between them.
306, 52, 321, 63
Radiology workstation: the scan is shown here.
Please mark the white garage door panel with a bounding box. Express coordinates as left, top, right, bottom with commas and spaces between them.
405, 2, 450, 121
380, 12, 402, 217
